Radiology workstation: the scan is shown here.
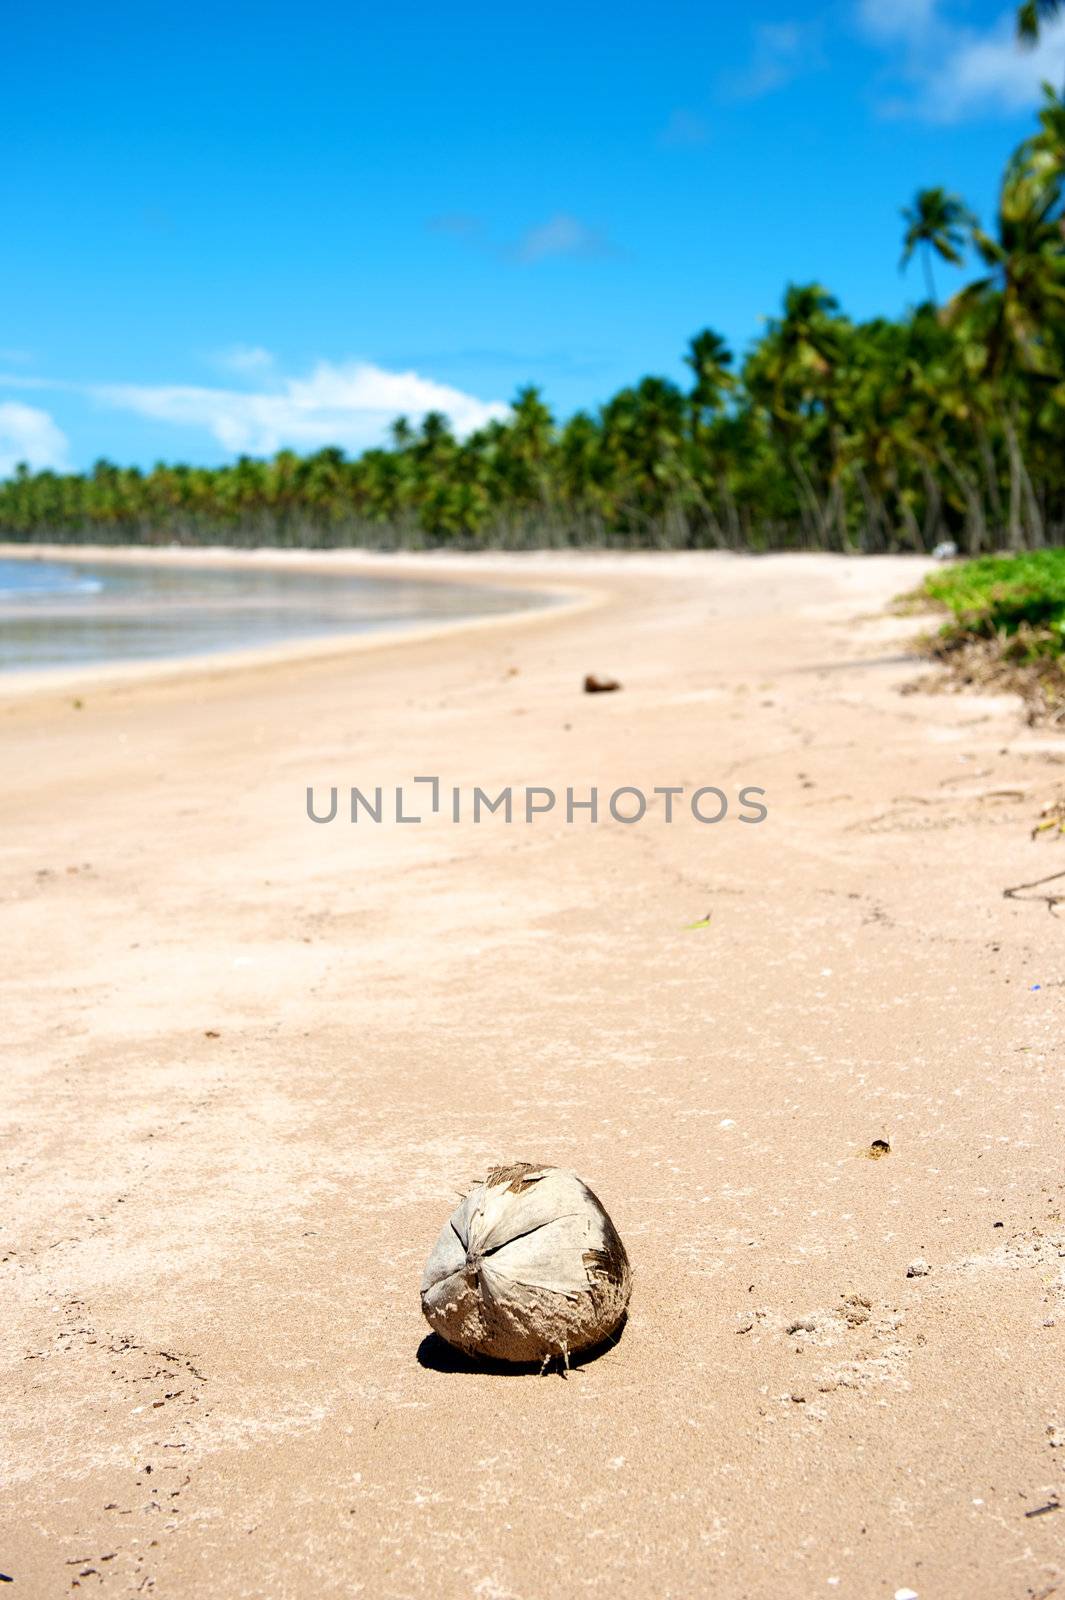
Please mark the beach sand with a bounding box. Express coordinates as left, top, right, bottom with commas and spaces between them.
1, 550, 1062, 1599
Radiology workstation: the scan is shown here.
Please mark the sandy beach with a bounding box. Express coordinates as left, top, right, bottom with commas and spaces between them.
2, 549, 1062, 1600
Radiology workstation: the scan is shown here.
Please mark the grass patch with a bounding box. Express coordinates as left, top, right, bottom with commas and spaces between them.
914, 551, 1065, 726
922, 550, 1065, 661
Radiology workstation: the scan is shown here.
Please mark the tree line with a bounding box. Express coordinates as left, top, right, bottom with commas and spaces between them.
2, 87, 1064, 554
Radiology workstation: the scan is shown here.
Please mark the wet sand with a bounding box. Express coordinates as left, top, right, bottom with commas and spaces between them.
1, 550, 1062, 1599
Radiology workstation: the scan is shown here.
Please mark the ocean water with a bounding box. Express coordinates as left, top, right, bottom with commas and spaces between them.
0, 557, 545, 673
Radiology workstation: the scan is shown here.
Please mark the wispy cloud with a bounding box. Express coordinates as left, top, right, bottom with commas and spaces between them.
856, 0, 938, 44
430, 210, 620, 264
0, 402, 69, 476
857, 0, 1065, 120
657, 109, 711, 149
0, 373, 82, 396
512, 213, 617, 264
729, 21, 823, 99
928, 14, 1065, 117
213, 344, 276, 377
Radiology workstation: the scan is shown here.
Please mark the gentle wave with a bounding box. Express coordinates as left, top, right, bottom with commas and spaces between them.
0, 575, 104, 599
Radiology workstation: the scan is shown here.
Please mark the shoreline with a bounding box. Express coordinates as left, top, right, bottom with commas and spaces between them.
0, 542, 901, 706
0, 542, 606, 703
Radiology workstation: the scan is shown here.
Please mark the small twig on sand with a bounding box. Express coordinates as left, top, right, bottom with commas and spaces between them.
1003, 869, 1065, 916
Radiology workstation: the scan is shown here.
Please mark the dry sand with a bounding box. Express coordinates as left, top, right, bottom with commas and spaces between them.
1, 549, 1063, 1600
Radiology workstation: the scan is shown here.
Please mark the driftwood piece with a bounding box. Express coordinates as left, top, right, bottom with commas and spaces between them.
1003, 868, 1065, 915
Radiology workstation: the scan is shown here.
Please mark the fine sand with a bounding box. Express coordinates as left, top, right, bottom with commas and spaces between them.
1, 550, 1062, 1600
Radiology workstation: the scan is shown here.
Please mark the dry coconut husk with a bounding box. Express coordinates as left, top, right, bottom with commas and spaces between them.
420, 1163, 631, 1365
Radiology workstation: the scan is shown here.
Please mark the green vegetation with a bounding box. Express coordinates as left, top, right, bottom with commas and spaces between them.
919, 542, 1065, 724
1017, 0, 1063, 46
923, 549, 1065, 659
899, 188, 973, 305
2, 88, 1064, 553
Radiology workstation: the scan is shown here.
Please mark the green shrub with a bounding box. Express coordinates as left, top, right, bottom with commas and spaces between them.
923, 551, 1065, 659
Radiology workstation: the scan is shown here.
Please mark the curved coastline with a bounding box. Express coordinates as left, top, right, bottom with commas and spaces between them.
0, 542, 607, 703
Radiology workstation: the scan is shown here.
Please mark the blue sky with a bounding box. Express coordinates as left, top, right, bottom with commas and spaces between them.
2, 0, 1064, 476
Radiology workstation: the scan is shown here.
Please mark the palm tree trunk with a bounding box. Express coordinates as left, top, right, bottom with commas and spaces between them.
790, 453, 831, 548
722, 482, 741, 548
831, 477, 850, 552
974, 422, 1005, 528
854, 467, 887, 551
899, 494, 923, 552
1019, 451, 1045, 548
1002, 413, 1025, 550
937, 445, 986, 555
923, 247, 937, 305
921, 465, 943, 548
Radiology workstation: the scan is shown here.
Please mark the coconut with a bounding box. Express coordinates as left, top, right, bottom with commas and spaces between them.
420, 1163, 631, 1365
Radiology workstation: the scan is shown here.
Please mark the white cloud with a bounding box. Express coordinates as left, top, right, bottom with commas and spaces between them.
730, 21, 823, 99
0, 402, 69, 476
90, 360, 509, 455
512, 213, 616, 264
857, 0, 1065, 120
857, 0, 938, 43
930, 15, 1065, 117
214, 344, 276, 377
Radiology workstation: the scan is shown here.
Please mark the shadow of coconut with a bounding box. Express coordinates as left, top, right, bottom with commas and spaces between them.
416, 1315, 628, 1376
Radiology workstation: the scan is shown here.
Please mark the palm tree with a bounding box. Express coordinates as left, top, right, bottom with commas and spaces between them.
683, 329, 737, 542
956, 144, 1065, 384
1017, 0, 1061, 42
685, 329, 734, 429
1018, 0, 1065, 93
900, 188, 972, 303
949, 141, 1065, 546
